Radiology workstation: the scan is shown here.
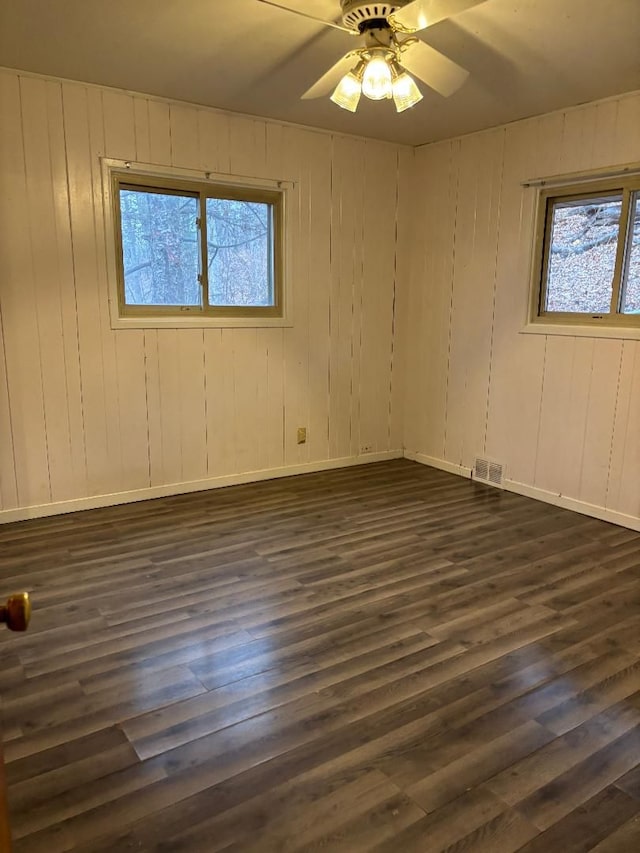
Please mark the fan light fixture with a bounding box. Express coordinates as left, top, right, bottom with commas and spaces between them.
361, 55, 393, 100
330, 62, 365, 112
392, 70, 423, 112
331, 52, 423, 114
260, 0, 477, 116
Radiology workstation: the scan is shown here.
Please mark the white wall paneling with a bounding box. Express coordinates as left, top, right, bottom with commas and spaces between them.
404, 138, 464, 462
2, 64, 640, 531
0, 74, 51, 509
388, 146, 415, 451
404, 89, 640, 528
0, 68, 408, 521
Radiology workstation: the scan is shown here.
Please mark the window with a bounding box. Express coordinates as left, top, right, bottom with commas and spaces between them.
110, 170, 284, 323
532, 176, 640, 327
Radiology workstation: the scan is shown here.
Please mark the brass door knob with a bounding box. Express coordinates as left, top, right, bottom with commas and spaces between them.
0, 593, 31, 631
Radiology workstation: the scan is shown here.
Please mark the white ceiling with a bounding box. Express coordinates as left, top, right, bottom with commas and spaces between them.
1, 0, 639, 146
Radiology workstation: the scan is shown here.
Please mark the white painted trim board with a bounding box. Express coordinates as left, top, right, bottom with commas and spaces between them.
4, 448, 639, 533
405, 450, 640, 532
0, 451, 403, 524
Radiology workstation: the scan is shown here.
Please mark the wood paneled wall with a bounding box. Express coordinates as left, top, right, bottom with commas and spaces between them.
2, 65, 639, 530
403, 90, 640, 528
0, 69, 413, 519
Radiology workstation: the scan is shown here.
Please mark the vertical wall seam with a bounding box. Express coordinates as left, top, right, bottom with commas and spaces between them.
142, 332, 153, 487
0, 304, 18, 507
482, 128, 506, 457
355, 143, 366, 454
201, 329, 210, 478
305, 136, 312, 463
575, 340, 594, 500
18, 74, 53, 504
155, 331, 165, 483
388, 147, 401, 452
532, 335, 549, 486
604, 341, 628, 509
60, 82, 90, 497
94, 87, 124, 489
327, 134, 335, 454
45, 81, 77, 500
0, 300, 19, 508
442, 139, 460, 463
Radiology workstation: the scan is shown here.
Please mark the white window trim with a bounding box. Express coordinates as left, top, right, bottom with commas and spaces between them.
101, 158, 295, 329
520, 322, 640, 341
522, 163, 640, 340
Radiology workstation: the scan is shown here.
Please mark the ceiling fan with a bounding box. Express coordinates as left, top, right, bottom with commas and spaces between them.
257, 0, 485, 113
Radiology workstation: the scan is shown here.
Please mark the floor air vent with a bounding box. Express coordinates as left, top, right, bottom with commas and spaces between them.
473, 456, 504, 488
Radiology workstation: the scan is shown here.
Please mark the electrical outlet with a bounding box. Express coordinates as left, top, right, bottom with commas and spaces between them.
297, 427, 307, 445
360, 444, 374, 454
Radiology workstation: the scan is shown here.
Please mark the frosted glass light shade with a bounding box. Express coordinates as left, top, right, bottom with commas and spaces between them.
361, 56, 393, 100
330, 72, 362, 112
392, 72, 423, 112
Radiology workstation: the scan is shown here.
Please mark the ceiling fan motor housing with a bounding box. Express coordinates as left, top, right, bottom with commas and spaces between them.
340, 1, 410, 30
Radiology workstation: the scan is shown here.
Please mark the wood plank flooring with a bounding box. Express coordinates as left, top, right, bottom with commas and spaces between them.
1, 459, 640, 851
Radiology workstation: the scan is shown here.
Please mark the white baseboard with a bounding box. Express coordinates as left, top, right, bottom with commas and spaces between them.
5, 448, 638, 533
0, 450, 403, 524
404, 449, 640, 533
503, 478, 640, 533
403, 450, 472, 479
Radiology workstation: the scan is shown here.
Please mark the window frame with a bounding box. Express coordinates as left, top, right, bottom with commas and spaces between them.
530, 175, 640, 329
103, 160, 291, 329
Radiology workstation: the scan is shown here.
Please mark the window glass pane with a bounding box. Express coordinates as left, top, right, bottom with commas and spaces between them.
544, 194, 622, 313
621, 192, 640, 315
120, 188, 201, 306
206, 198, 273, 306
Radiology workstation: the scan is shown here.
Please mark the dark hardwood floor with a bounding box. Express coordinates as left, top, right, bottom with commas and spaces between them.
1, 459, 640, 852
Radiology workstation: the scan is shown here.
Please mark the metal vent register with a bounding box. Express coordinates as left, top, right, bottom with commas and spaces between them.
473, 457, 504, 488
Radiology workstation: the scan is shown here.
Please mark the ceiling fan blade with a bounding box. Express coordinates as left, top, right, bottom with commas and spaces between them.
256, 0, 354, 33
400, 40, 469, 96
391, 0, 485, 33
301, 52, 359, 99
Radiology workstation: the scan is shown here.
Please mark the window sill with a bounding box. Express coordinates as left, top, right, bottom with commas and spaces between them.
520, 322, 640, 341
110, 315, 293, 330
